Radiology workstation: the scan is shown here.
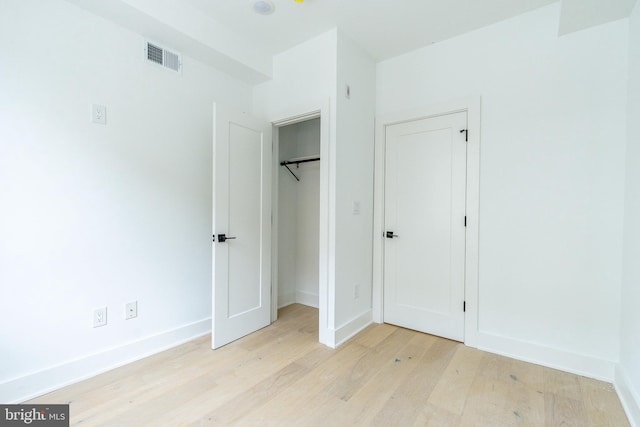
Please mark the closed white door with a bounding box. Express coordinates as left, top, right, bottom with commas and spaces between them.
212, 104, 271, 349
383, 112, 467, 342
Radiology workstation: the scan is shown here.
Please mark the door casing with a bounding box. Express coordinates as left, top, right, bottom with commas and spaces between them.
269, 100, 331, 346
372, 96, 481, 348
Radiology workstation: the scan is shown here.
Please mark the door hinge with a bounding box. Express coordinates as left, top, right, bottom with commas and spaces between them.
460, 129, 468, 142
464, 216, 467, 227
463, 301, 466, 312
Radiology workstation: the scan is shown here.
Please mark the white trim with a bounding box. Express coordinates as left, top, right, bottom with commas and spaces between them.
271, 126, 281, 322
0, 319, 211, 404
326, 310, 373, 348
616, 365, 640, 427
478, 331, 616, 381
269, 100, 332, 347
272, 111, 321, 128
296, 290, 319, 308
278, 292, 296, 309
372, 96, 481, 348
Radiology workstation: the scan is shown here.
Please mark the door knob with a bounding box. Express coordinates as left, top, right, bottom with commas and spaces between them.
386, 231, 398, 239
217, 234, 237, 243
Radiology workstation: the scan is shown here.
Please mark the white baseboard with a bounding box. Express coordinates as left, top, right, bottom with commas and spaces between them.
0, 318, 211, 404
477, 331, 616, 382
325, 309, 372, 348
278, 292, 296, 308
615, 365, 640, 427
296, 290, 319, 308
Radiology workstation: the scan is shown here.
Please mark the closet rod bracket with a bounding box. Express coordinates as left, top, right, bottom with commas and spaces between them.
283, 163, 300, 181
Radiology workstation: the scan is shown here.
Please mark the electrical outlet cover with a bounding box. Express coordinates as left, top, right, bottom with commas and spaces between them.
93, 307, 107, 328
91, 104, 107, 125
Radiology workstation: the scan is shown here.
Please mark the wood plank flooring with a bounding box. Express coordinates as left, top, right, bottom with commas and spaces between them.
27, 304, 630, 426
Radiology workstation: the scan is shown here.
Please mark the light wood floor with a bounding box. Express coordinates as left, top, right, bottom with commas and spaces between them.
28, 304, 629, 426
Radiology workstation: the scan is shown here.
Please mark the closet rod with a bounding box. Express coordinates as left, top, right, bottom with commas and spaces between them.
280, 157, 320, 166
280, 157, 320, 182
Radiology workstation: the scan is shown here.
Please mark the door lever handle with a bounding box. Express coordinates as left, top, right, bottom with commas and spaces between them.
217, 234, 237, 243
386, 231, 398, 239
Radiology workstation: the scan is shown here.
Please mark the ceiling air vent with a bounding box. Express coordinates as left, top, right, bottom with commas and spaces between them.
145, 41, 182, 73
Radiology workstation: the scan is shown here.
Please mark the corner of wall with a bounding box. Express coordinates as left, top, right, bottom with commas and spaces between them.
616, 364, 640, 427
617, 2, 640, 426
322, 310, 372, 349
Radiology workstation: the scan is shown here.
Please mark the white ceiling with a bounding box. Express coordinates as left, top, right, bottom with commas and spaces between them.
559, 0, 637, 34
185, 0, 561, 61
66, 0, 637, 84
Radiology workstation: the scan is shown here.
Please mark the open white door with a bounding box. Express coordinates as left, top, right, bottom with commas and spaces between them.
212, 104, 271, 349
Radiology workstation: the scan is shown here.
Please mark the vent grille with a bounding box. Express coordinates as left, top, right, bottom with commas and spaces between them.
145, 41, 182, 73
163, 50, 181, 72
147, 43, 163, 65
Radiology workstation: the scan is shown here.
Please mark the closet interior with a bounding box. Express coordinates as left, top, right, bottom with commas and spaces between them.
277, 118, 321, 309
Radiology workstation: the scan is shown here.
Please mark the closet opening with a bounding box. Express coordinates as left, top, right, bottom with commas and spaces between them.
272, 115, 321, 335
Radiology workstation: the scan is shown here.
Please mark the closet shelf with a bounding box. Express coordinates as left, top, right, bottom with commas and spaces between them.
280, 156, 320, 182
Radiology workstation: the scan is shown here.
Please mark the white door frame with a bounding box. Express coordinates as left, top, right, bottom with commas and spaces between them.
270, 100, 331, 346
372, 96, 481, 348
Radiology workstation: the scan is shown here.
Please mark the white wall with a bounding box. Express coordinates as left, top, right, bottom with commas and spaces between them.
253, 30, 337, 119
253, 29, 337, 346
0, 0, 252, 402
277, 119, 321, 308
377, 3, 628, 379
277, 126, 299, 307
254, 29, 376, 346
333, 33, 376, 335
619, 2, 640, 424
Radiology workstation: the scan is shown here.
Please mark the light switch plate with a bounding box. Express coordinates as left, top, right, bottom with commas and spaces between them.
352, 201, 361, 215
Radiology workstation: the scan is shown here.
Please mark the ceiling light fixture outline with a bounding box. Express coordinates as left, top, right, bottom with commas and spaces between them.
251, 0, 276, 15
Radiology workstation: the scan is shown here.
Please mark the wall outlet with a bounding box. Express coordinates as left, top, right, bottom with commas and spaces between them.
91, 104, 107, 125
125, 301, 138, 319
354, 284, 360, 299
93, 307, 107, 328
